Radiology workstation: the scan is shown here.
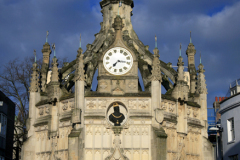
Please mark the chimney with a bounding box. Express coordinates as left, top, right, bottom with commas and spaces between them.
219, 97, 222, 102
215, 97, 218, 102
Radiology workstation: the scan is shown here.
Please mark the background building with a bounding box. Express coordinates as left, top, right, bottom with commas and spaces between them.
208, 97, 225, 160
0, 91, 15, 160
219, 79, 240, 160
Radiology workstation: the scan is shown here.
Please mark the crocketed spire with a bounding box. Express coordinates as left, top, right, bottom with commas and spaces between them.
74, 47, 85, 82
196, 59, 207, 94
151, 36, 161, 82
172, 46, 189, 101
29, 53, 39, 92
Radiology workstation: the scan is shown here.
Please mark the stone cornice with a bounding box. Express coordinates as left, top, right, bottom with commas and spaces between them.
34, 115, 52, 127
85, 92, 151, 97
100, 0, 134, 9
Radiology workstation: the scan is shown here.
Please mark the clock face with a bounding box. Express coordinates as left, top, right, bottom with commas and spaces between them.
103, 47, 133, 75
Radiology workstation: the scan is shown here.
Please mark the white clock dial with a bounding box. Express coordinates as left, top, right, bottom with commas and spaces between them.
103, 47, 133, 75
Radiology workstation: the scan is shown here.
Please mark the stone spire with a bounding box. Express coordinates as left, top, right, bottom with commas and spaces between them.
186, 31, 197, 94
172, 45, 189, 101
196, 57, 207, 94
177, 44, 184, 81
72, 40, 85, 125
29, 50, 39, 92
74, 47, 85, 82
151, 36, 162, 126
151, 36, 162, 82
46, 45, 61, 102
50, 44, 59, 83
41, 31, 52, 92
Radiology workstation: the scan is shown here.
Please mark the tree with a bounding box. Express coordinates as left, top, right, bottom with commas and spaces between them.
0, 56, 67, 160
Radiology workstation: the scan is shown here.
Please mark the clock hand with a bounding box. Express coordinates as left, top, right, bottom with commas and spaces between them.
113, 61, 118, 67
113, 60, 126, 67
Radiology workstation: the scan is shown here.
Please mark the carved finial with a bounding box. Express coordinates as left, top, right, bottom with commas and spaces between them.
46, 31, 49, 43
155, 35, 158, 49
75, 49, 85, 82
112, 15, 124, 30
179, 43, 182, 57
34, 50, 36, 62
52, 43, 56, 57
29, 56, 39, 92
79, 34, 82, 48
190, 31, 192, 43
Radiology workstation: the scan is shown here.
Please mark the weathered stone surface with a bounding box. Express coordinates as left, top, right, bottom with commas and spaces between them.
22, 1, 213, 160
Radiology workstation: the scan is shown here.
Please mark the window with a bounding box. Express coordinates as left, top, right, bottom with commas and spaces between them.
0, 113, 7, 138
229, 154, 238, 160
227, 118, 235, 142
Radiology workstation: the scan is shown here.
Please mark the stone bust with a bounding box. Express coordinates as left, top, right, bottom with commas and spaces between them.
109, 103, 125, 126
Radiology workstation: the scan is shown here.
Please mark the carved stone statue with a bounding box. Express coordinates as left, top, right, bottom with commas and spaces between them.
109, 103, 125, 126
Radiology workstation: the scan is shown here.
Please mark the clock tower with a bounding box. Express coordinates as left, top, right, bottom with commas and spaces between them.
98, 15, 138, 94
22, 0, 214, 160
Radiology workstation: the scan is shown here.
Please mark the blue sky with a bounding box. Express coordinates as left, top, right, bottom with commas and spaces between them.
0, 0, 240, 108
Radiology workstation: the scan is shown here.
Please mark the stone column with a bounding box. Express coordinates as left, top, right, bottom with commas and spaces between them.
68, 48, 85, 160
72, 48, 85, 125
28, 62, 40, 137
151, 47, 162, 125
196, 63, 208, 138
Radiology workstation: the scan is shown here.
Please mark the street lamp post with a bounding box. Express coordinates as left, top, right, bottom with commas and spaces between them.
210, 127, 219, 159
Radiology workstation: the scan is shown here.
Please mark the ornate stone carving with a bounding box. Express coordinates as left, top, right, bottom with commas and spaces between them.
196, 63, 207, 94
29, 62, 39, 92
69, 102, 75, 109
39, 108, 44, 116
62, 104, 68, 111
129, 100, 137, 109
75, 49, 86, 81
161, 102, 167, 110
87, 100, 96, 109
50, 57, 59, 82
99, 81, 108, 89
193, 110, 198, 117
128, 81, 137, 90
45, 106, 50, 114
169, 103, 175, 112
99, 99, 107, 108
151, 48, 162, 82
139, 99, 149, 109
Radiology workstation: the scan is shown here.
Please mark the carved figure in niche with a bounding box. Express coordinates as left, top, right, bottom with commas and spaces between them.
109, 103, 125, 126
